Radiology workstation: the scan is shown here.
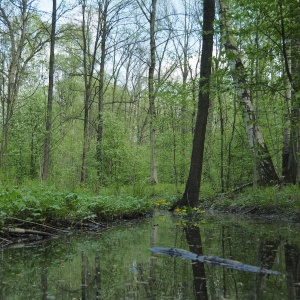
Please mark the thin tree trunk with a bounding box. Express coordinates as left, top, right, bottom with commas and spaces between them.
80, 0, 100, 183
175, 0, 215, 208
80, 1, 90, 183
282, 38, 295, 182
217, 0, 279, 185
149, 0, 158, 185
42, 0, 56, 181
96, 0, 108, 183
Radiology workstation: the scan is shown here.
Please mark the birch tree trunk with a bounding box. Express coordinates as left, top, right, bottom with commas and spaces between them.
217, 0, 279, 185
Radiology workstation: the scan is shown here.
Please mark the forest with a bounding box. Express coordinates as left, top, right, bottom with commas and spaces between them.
0, 0, 299, 214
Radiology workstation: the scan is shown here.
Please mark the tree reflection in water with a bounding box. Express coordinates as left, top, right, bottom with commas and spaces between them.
184, 225, 208, 300
285, 243, 300, 299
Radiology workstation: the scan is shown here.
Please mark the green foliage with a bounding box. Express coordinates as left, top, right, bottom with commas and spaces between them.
211, 185, 300, 218
0, 188, 154, 225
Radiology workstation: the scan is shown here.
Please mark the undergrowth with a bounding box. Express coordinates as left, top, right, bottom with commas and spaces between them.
210, 185, 300, 216
0, 187, 154, 226
2, 182, 298, 228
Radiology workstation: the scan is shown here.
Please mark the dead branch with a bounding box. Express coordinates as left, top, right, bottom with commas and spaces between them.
4, 227, 56, 236
4, 216, 69, 233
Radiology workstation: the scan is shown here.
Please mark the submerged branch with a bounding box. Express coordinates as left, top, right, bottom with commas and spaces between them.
150, 247, 281, 275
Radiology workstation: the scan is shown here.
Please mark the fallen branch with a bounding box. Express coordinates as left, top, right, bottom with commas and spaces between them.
4, 216, 68, 233
0, 236, 11, 243
4, 227, 55, 236
231, 182, 254, 193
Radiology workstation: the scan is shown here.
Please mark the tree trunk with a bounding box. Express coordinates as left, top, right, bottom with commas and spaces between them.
281, 40, 296, 182
217, 0, 279, 185
80, 1, 90, 183
96, 0, 108, 183
176, 0, 215, 208
281, 4, 300, 184
41, 0, 57, 181
149, 0, 158, 185
80, 0, 100, 183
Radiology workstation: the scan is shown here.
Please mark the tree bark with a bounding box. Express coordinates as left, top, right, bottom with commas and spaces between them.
176, 0, 215, 208
42, 0, 57, 181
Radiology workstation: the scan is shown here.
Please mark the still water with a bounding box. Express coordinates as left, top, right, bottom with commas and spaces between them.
0, 211, 299, 299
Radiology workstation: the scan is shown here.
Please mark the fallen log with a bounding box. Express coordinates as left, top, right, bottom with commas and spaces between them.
150, 247, 281, 275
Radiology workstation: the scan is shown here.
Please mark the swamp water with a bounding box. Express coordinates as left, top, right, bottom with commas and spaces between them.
0, 211, 299, 299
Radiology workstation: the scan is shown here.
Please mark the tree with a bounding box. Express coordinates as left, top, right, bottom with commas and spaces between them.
41, 0, 57, 181
95, 0, 131, 183
79, 0, 102, 183
174, 0, 215, 208
279, 0, 300, 184
217, 0, 279, 185
149, 0, 158, 185
137, 0, 158, 185
0, 0, 47, 172
170, 0, 202, 184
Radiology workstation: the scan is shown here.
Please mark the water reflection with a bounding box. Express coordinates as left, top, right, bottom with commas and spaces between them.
285, 243, 300, 299
185, 226, 208, 299
1, 212, 300, 299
